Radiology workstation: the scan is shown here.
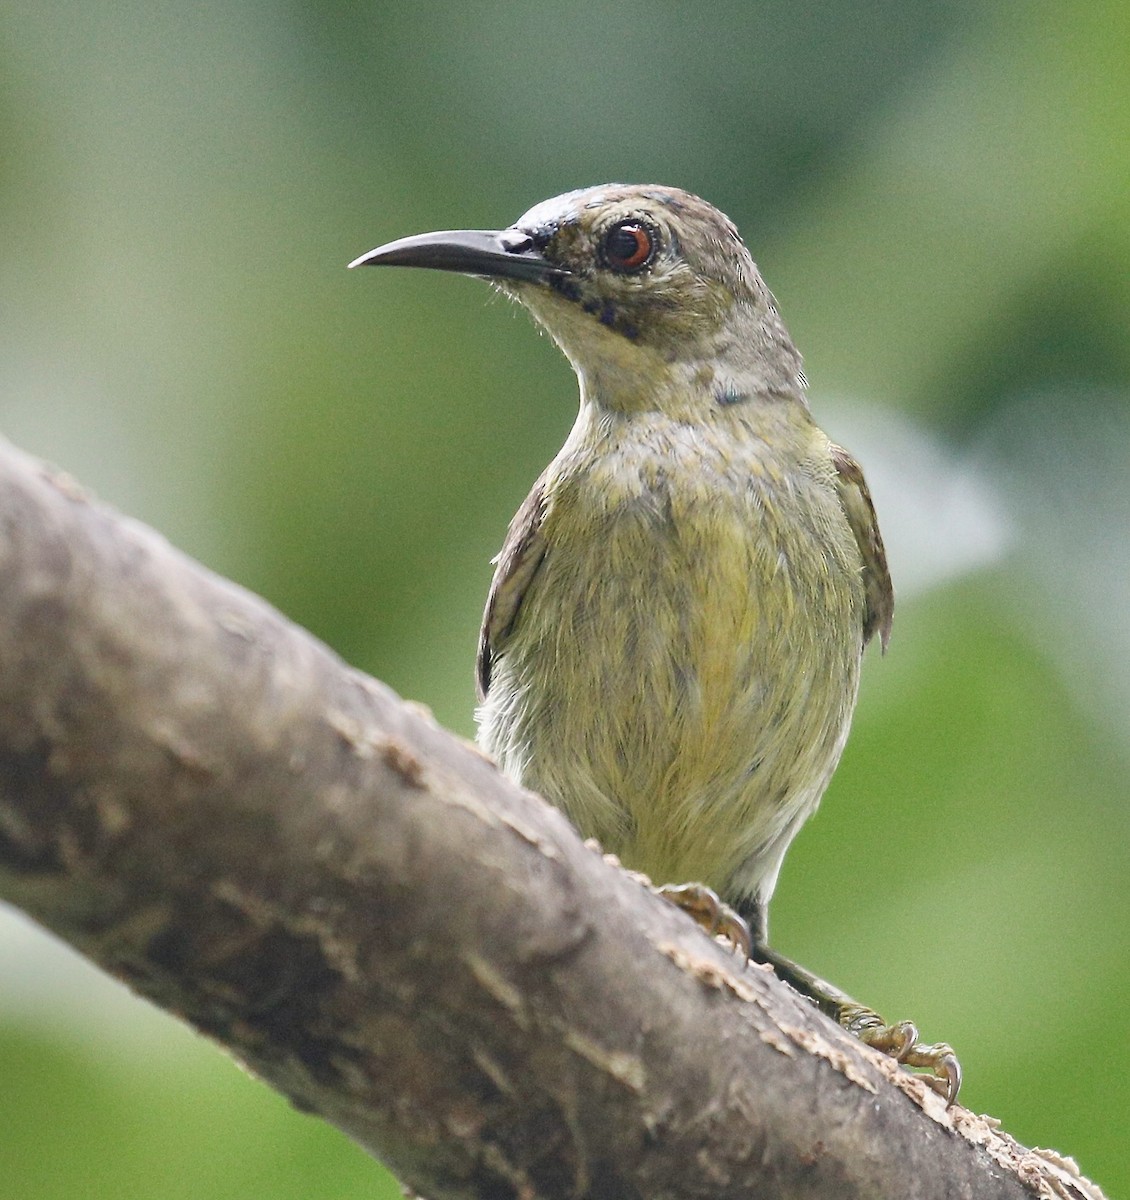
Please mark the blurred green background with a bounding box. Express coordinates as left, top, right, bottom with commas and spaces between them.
1, 0, 1127, 1195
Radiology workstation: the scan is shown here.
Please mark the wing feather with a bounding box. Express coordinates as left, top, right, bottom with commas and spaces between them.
476, 475, 549, 700
830, 444, 893, 650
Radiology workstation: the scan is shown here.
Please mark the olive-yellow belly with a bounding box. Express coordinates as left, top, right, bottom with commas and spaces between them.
477, 423, 865, 907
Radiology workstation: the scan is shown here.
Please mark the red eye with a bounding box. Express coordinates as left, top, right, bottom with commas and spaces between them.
600, 221, 656, 272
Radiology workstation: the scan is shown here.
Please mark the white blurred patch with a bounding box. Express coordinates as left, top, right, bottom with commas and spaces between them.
824, 390, 1130, 749
819, 397, 1014, 596
974, 388, 1130, 747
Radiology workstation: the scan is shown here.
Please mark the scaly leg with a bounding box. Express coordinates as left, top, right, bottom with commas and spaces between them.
658, 882, 752, 956
753, 938, 961, 1103
660, 884, 961, 1104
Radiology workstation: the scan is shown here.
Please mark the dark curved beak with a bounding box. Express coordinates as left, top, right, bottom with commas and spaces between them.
348, 228, 563, 283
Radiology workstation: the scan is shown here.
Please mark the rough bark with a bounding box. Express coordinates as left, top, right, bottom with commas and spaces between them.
0, 438, 1105, 1200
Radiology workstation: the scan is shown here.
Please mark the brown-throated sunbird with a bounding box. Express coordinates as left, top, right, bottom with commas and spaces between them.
351, 184, 960, 1102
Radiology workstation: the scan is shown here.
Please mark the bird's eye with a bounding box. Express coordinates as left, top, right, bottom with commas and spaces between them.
600, 221, 656, 272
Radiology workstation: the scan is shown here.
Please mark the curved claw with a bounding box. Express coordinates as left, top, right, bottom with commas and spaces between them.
854, 1017, 918, 1061
653, 889, 962, 1104
854, 1017, 962, 1105
901, 1042, 962, 1105
657, 882, 752, 958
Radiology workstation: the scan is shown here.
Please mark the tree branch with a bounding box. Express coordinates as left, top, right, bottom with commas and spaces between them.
0, 437, 1105, 1200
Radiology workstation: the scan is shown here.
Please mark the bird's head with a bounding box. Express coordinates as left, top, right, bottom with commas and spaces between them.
351, 184, 804, 415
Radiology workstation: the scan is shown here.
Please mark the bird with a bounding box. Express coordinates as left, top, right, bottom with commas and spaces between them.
350, 183, 959, 1102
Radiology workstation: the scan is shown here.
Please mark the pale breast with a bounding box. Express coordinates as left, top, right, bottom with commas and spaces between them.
477, 417, 866, 900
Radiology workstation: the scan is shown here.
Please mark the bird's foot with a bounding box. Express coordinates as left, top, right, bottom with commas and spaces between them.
841, 1006, 962, 1103
657, 882, 752, 958
752, 941, 962, 1105
659, 889, 962, 1103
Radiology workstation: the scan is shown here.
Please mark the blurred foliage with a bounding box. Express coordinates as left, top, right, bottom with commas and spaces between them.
1, 0, 1127, 1195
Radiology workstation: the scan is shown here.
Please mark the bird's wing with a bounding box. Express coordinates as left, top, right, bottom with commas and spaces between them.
830, 444, 894, 650
476, 474, 550, 700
